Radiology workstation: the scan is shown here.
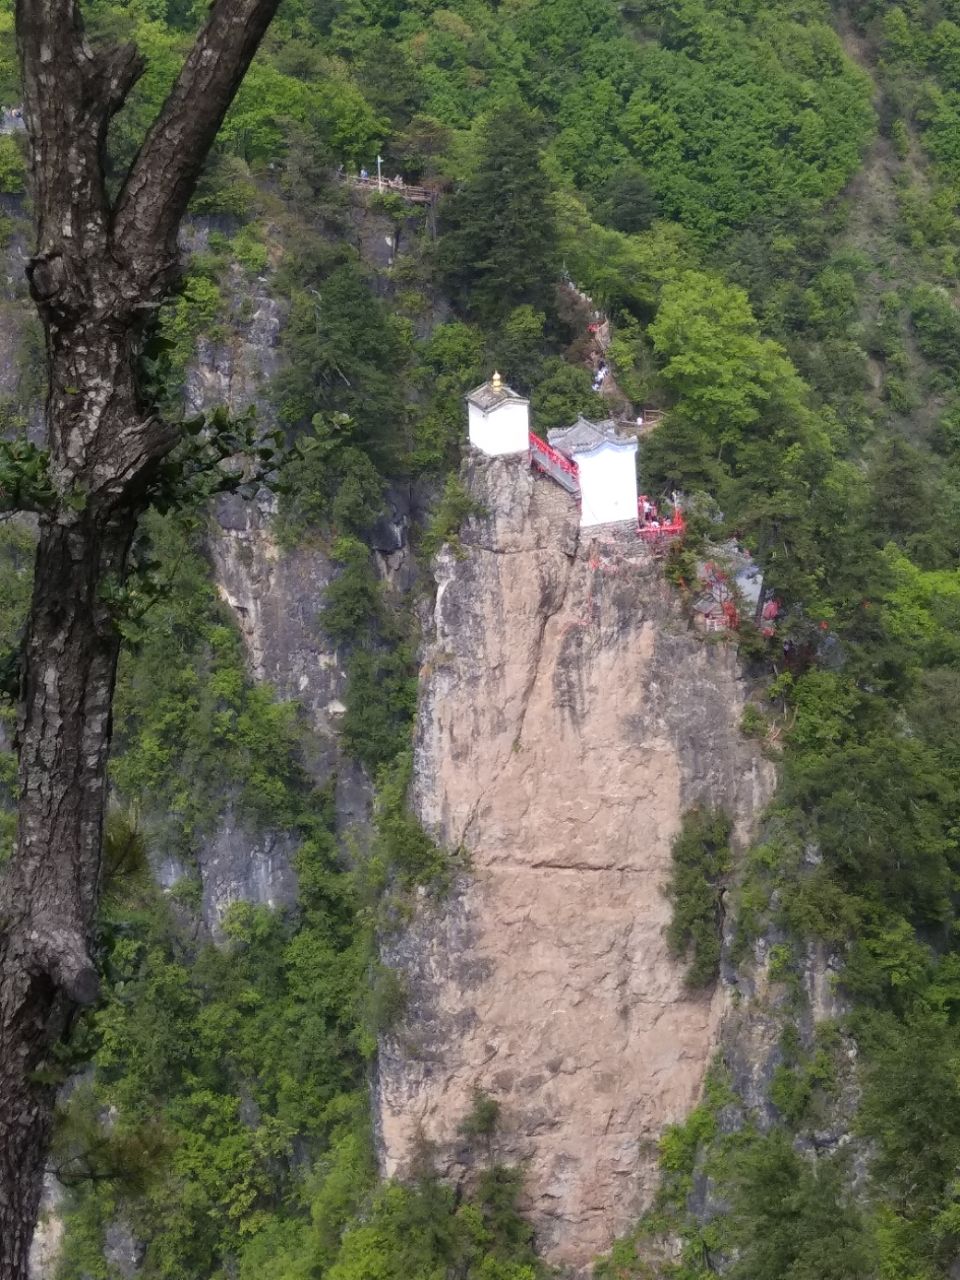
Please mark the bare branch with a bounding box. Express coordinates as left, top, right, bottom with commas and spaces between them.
93, 42, 144, 118
112, 0, 283, 290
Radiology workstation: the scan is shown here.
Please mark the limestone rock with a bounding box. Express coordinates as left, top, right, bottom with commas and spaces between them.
376, 453, 777, 1274
27, 1176, 63, 1280
197, 808, 300, 941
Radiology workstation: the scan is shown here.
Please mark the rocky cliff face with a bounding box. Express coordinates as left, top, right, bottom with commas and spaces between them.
376, 454, 776, 1274
17, 200, 782, 1277
182, 242, 373, 926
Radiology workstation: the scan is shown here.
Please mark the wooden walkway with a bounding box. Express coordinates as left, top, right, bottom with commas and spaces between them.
349, 177, 438, 206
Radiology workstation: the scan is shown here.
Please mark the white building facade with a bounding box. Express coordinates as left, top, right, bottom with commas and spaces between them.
548, 417, 639, 528
465, 373, 530, 456
464, 380, 640, 529
573, 439, 639, 526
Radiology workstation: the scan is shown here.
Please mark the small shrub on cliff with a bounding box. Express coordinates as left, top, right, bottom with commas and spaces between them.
322, 537, 418, 772
369, 751, 451, 895
459, 1087, 501, 1141
420, 474, 483, 561
341, 645, 417, 771
740, 704, 769, 740
664, 808, 732, 988
154, 271, 224, 408
325, 1166, 544, 1280
276, 415, 386, 545
769, 1024, 839, 1128
361, 962, 408, 1048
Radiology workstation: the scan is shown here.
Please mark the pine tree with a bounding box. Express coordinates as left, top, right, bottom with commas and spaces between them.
438, 104, 559, 327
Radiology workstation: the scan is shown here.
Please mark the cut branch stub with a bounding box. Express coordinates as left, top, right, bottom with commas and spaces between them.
25, 922, 99, 1006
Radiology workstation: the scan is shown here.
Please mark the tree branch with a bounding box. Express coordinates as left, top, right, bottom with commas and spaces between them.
112, 0, 282, 291
92, 42, 145, 119
15, 1, 144, 285
25, 920, 99, 1006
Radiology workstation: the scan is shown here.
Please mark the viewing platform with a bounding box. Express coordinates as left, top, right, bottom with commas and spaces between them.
349, 174, 439, 206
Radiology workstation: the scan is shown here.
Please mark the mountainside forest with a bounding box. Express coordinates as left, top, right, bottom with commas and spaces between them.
4, 0, 960, 1275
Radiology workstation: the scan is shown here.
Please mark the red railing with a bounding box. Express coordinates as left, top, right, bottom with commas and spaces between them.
529, 431, 578, 478
527, 442, 686, 542
529, 432, 580, 494
637, 495, 685, 542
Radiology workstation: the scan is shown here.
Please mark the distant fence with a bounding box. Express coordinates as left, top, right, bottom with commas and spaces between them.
349, 176, 439, 206
615, 409, 666, 434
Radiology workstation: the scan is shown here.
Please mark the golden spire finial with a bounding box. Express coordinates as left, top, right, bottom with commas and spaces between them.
491, 369, 502, 390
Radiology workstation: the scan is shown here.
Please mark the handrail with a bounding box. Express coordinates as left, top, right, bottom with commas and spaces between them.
637, 519, 685, 541
351, 176, 437, 203
528, 434, 685, 542
637, 494, 684, 541
529, 431, 579, 478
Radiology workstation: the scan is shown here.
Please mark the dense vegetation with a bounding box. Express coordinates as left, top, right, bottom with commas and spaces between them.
664, 808, 732, 988
0, 0, 960, 1273
43, 513, 534, 1279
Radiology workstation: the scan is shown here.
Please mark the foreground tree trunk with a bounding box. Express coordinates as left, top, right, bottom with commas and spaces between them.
0, 3, 282, 1273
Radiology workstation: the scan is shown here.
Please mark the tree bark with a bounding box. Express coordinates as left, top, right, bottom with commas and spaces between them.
0, 3, 281, 1273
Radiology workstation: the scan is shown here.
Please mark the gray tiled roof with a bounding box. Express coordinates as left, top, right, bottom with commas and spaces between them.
548, 416, 634, 456
465, 379, 527, 411
694, 596, 725, 615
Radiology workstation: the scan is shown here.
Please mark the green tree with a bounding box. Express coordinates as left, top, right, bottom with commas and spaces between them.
491, 306, 546, 391
728, 1132, 875, 1280
909, 285, 960, 375
0, 134, 24, 195
867, 438, 935, 557
859, 1012, 960, 1213
438, 104, 560, 325
649, 271, 798, 452
591, 162, 660, 234
275, 261, 413, 466
530, 359, 607, 431
664, 808, 732, 987
619, 5, 872, 243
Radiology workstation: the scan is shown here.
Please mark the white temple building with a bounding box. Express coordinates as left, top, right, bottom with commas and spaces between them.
465, 372, 530, 456
547, 417, 638, 528
464, 375, 641, 529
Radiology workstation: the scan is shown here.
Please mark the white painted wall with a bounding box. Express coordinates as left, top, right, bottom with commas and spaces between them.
575, 441, 638, 526
468, 398, 530, 455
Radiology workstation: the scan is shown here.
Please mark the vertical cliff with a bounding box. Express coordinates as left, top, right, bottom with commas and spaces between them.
182, 244, 372, 925
376, 454, 776, 1274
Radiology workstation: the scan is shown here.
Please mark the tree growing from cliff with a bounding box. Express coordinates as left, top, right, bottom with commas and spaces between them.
0, 3, 282, 1274
664, 807, 732, 988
